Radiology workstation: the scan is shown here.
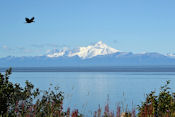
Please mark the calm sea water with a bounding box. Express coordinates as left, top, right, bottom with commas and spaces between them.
9, 71, 175, 116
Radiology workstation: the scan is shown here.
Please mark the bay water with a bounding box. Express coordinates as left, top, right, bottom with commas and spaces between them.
8, 71, 175, 116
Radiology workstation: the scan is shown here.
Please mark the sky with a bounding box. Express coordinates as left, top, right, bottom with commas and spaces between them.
1, 0, 175, 57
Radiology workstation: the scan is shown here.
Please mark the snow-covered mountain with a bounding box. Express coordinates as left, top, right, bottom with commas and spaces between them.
1, 41, 175, 67
47, 41, 119, 59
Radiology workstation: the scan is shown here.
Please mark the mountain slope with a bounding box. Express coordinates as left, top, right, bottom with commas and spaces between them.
1, 41, 175, 67
47, 41, 119, 59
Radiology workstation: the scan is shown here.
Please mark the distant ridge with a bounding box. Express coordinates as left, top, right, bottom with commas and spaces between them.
1, 41, 175, 67
1, 66, 175, 72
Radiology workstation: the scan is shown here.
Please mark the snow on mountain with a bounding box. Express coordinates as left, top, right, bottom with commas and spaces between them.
47, 48, 68, 57
167, 53, 175, 58
47, 41, 119, 59
2, 43, 175, 67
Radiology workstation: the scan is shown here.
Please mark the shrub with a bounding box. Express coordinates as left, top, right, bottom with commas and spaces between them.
138, 80, 175, 117
0, 68, 40, 116
0, 68, 71, 117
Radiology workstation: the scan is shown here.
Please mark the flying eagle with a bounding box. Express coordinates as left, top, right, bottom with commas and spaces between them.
25, 17, 35, 23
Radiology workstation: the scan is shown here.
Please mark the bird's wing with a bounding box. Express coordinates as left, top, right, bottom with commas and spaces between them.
25, 18, 30, 22
30, 17, 35, 21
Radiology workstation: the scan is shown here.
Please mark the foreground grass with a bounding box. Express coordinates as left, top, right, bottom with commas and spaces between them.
1, 68, 175, 117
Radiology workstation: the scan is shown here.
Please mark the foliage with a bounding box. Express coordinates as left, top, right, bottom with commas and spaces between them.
0, 68, 82, 117
138, 80, 175, 117
93, 104, 135, 117
2, 68, 175, 117
0, 68, 40, 116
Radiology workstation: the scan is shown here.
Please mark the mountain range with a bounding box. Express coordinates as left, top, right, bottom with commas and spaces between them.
1, 41, 175, 67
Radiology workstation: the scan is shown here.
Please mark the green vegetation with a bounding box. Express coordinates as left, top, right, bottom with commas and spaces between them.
1, 68, 175, 117
138, 80, 175, 117
0, 68, 82, 117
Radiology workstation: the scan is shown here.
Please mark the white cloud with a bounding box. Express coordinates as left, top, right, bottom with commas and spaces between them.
2, 45, 13, 51
31, 43, 67, 49
1, 45, 32, 53
2, 45, 8, 49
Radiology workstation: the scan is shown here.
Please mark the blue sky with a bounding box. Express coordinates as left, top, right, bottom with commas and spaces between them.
1, 0, 175, 57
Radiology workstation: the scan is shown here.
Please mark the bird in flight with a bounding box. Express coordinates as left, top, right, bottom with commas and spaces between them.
25, 17, 35, 23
